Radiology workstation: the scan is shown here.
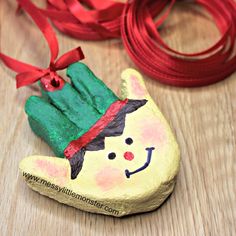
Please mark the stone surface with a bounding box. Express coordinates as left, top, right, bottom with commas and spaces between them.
19, 68, 180, 217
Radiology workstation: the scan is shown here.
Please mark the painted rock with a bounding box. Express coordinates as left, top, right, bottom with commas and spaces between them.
19, 63, 180, 217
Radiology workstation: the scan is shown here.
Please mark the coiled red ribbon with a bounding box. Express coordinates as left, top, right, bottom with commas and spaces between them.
1, 0, 236, 87
37, 0, 236, 87
0, 0, 84, 89
122, 0, 236, 87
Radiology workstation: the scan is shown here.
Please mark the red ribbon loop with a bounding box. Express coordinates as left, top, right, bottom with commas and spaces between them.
38, 0, 236, 87
121, 0, 236, 87
2, 0, 236, 87
0, 0, 84, 89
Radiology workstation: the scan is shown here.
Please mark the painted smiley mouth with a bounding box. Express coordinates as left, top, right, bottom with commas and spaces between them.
125, 147, 155, 178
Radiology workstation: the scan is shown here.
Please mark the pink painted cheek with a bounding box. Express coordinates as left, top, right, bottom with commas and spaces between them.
96, 166, 125, 191
130, 76, 146, 97
140, 119, 166, 145
35, 159, 68, 178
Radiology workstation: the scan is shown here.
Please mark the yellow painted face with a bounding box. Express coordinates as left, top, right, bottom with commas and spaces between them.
20, 69, 180, 217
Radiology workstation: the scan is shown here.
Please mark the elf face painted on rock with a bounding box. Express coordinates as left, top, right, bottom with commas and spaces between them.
20, 63, 180, 217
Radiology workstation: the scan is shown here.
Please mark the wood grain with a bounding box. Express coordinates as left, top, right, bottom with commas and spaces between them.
0, 1, 235, 235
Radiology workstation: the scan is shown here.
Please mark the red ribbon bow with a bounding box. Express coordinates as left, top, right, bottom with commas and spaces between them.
0, 0, 84, 89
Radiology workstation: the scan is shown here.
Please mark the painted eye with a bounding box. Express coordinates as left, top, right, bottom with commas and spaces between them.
108, 152, 116, 160
125, 138, 133, 145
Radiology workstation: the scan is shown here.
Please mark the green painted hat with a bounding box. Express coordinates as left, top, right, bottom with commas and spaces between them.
25, 62, 146, 178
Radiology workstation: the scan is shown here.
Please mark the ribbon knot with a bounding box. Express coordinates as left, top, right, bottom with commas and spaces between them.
2, 46, 84, 90
49, 63, 56, 71
39, 68, 64, 91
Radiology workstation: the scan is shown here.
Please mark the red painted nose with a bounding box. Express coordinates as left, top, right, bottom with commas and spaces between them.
124, 151, 134, 161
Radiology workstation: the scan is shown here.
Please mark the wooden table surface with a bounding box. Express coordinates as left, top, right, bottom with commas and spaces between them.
0, 1, 235, 235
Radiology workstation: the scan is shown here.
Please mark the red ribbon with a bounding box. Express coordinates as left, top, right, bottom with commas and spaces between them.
1, 0, 236, 87
121, 0, 236, 87
64, 99, 128, 159
0, 0, 84, 89
27, 0, 236, 87
44, 0, 125, 40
